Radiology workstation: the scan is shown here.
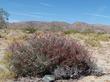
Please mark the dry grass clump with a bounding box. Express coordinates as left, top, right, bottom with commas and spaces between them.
68, 32, 110, 47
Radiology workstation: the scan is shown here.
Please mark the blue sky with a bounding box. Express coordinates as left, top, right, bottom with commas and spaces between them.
0, 0, 110, 24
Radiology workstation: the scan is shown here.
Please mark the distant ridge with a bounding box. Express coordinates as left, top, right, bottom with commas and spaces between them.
8, 21, 110, 33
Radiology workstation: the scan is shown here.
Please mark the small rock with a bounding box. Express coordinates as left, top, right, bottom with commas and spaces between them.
42, 75, 55, 82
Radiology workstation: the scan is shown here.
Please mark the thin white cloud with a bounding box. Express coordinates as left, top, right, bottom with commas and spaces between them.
30, 12, 56, 16
40, 2, 52, 7
10, 11, 57, 18
85, 13, 110, 19
10, 12, 43, 18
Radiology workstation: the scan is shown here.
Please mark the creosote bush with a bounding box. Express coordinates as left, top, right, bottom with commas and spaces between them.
64, 29, 79, 34
7, 32, 96, 79
22, 27, 37, 34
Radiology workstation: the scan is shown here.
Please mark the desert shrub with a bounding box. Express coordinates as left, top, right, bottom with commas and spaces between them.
7, 32, 96, 79
47, 26, 64, 32
81, 28, 95, 34
22, 27, 37, 33
64, 29, 79, 34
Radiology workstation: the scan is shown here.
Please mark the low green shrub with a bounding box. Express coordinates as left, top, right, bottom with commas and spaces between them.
64, 29, 79, 34
22, 27, 37, 33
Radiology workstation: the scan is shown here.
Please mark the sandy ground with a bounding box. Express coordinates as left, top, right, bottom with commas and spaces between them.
0, 34, 110, 82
